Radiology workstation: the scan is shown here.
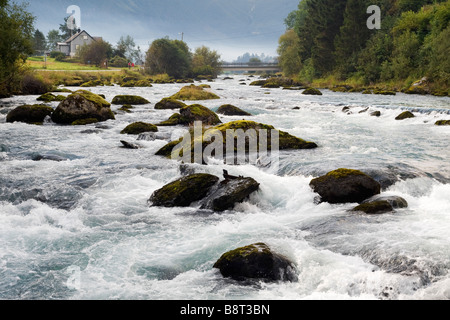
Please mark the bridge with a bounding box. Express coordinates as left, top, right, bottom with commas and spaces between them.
220, 62, 281, 72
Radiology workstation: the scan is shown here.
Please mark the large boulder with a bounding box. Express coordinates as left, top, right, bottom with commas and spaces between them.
51, 90, 115, 124
310, 168, 381, 204
217, 104, 252, 116
155, 120, 318, 163
6, 105, 53, 124
149, 174, 219, 207
435, 120, 450, 126
302, 87, 322, 95
154, 98, 187, 110
200, 172, 260, 212
111, 95, 150, 105
213, 243, 297, 282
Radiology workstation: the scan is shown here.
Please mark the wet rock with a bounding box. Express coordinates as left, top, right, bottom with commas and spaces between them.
120, 140, 141, 149
371, 111, 381, 117
37, 93, 65, 102
435, 120, 450, 126
154, 98, 187, 110
111, 95, 150, 105
200, 171, 260, 212
352, 200, 394, 214
51, 90, 115, 124
310, 168, 381, 204
32, 154, 67, 162
395, 111, 415, 120
149, 174, 220, 207
213, 243, 297, 282
302, 87, 322, 95
137, 132, 157, 141
158, 104, 221, 126
170, 85, 220, 101
6, 105, 53, 124
217, 104, 252, 116
120, 122, 158, 135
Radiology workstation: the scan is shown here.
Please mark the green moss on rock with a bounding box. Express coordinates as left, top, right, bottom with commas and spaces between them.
217, 104, 252, 116
6, 104, 53, 124
71, 118, 99, 126
435, 120, 450, 126
111, 95, 150, 105
120, 122, 158, 135
149, 173, 220, 207
302, 87, 323, 95
395, 111, 415, 120
154, 98, 188, 110
170, 85, 220, 101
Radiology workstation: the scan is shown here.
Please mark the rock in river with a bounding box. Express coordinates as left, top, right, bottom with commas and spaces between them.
310, 168, 381, 204
51, 90, 115, 124
6, 105, 53, 124
213, 243, 297, 282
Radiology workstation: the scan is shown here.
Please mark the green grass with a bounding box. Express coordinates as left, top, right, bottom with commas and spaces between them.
26, 57, 122, 71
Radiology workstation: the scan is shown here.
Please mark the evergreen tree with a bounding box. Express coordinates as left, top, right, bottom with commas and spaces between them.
33, 29, 47, 53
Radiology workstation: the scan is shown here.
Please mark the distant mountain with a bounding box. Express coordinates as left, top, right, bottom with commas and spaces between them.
18, 0, 299, 61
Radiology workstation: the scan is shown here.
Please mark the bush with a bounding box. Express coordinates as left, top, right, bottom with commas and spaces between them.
109, 55, 129, 68
50, 51, 67, 61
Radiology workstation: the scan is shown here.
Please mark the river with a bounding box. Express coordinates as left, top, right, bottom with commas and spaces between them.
0, 76, 449, 300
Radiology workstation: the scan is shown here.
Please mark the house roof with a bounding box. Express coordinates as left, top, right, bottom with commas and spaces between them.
64, 30, 96, 44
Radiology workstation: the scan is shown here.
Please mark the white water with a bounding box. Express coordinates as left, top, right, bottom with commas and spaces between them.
0, 76, 449, 300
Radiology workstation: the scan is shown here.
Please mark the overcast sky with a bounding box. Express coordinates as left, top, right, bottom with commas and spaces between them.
20, 0, 299, 61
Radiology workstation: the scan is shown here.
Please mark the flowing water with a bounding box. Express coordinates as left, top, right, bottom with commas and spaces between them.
0, 76, 449, 300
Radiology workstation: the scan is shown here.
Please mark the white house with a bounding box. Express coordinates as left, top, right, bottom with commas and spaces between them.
56, 30, 102, 57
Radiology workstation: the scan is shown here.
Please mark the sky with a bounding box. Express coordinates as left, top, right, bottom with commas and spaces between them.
19, 0, 300, 61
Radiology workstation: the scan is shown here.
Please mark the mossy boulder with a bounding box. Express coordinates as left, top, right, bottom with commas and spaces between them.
217, 104, 252, 116
200, 175, 260, 212
118, 105, 133, 113
51, 90, 115, 124
111, 95, 150, 105
120, 79, 153, 87
302, 87, 323, 95
170, 85, 220, 101
213, 243, 297, 282
352, 196, 408, 214
120, 122, 158, 135
310, 168, 381, 204
37, 93, 66, 102
395, 111, 415, 120
370, 111, 381, 117
435, 120, 450, 126
149, 173, 220, 207
154, 98, 188, 110
158, 104, 221, 126
80, 80, 104, 87
155, 120, 318, 163
6, 104, 53, 124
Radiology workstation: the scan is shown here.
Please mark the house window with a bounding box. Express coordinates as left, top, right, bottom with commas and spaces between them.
83, 36, 88, 40
76, 45, 80, 50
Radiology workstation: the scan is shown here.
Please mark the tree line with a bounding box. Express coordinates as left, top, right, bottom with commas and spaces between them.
278, 0, 449, 88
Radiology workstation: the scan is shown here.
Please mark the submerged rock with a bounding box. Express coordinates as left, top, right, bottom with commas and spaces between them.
395, 111, 415, 120
51, 90, 115, 124
310, 168, 381, 204
213, 243, 297, 282
111, 95, 150, 105
352, 196, 408, 214
6, 104, 53, 124
120, 140, 141, 149
200, 172, 260, 212
217, 104, 252, 116
149, 174, 220, 207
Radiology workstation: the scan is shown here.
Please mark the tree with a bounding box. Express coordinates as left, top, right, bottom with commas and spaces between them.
47, 29, 63, 52
115, 35, 141, 62
278, 29, 302, 77
145, 38, 192, 78
33, 29, 46, 53
192, 46, 222, 77
77, 39, 112, 67
0, 0, 34, 97
59, 16, 77, 40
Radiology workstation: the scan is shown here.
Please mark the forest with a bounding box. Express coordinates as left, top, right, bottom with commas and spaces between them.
278, 0, 450, 92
